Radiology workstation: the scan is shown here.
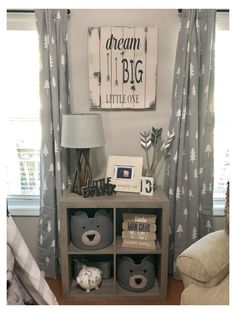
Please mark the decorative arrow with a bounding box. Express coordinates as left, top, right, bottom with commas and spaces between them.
140, 131, 152, 174
150, 127, 163, 172
140, 127, 175, 178
140, 131, 152, 151
162, 133, 175, 156
106, 53, 110, 81
151, 127, 162, 146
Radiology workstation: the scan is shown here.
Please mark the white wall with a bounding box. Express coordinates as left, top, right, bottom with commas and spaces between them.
68, 9, 179, 185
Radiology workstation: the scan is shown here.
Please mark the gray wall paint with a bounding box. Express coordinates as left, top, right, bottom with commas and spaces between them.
68, 9, 179, 184
11, 9, 225, 257
12, 216, 38, 259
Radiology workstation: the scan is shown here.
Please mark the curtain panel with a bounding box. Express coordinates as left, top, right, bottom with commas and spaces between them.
164, 9, 216, 277
35, 9, 70, 278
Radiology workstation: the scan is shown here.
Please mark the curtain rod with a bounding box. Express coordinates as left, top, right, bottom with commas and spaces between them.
178, 9, 229, 13
8, 9, 229, 15
7, 9, 71, 15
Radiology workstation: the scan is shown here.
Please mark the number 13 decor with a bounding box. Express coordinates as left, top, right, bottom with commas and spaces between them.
88, 26, 158, 110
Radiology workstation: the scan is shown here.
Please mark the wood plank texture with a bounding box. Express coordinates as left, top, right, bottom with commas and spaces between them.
88, 26, 158, 110
59, 187, 169, 302
46, 275, 184, 305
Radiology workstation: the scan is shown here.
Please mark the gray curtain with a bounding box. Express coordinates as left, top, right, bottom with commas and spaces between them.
35, 9, 70, 278
164, 9, 216, 278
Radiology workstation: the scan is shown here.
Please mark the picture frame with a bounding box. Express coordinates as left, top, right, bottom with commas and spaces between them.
106, 155, 143, 193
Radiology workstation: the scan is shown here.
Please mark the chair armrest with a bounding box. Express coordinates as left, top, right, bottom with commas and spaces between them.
176, 230, 229, 287
180, 275, 229, 305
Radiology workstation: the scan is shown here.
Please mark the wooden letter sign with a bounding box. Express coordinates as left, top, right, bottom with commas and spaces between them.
88, 26, 158, 110
122, 213, 157, 250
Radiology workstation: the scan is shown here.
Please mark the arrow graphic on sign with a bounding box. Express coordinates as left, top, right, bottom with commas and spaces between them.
106, 53, 110, 81
115, 57, 118, 85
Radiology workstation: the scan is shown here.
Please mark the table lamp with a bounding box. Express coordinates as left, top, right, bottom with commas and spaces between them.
61, 113, 105, 195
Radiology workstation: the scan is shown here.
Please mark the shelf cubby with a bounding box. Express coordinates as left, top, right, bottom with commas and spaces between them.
60, 187, 169, 302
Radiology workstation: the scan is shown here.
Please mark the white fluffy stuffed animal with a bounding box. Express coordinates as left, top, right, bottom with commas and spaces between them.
76, 265, 102, 292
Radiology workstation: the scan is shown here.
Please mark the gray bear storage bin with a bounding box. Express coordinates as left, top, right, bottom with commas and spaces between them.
117, 255, 155, 292
70, 209, 113, 249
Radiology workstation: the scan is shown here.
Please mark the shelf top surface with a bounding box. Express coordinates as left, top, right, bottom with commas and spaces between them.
61, 186, 169, 207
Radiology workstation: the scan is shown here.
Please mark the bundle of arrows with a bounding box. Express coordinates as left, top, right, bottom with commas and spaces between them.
140, 127, 175, 177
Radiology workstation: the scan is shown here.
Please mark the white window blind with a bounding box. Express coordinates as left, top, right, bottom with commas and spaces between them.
6, 12, 40, 215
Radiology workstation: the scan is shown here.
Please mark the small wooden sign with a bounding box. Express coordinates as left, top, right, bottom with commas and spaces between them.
123, 213, 156, 223
122, 212, 157, 249
122, 230, 156, 241
82, 177, 116, 198
140, 177, 154, 196
122, 239, 156, 250
122, 221, 156, 232
88, 26, 158, 110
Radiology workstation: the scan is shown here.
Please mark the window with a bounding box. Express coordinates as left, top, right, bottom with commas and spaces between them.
6, 12, 40, 216
213, 12, 230, 216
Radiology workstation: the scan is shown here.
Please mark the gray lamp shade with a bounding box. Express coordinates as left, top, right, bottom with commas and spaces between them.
61, 113, 105, 148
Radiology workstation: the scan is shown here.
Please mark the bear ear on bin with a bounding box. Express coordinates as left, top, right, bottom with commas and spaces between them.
119, 256, 135, 265
73, 210, 88, 218
95, 209, 108, 217
141, 255, 154, 264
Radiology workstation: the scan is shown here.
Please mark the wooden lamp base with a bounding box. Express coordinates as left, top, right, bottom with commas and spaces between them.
70, 148, 92, 195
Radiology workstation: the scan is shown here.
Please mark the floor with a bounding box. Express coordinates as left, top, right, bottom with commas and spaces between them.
46, 275, 184, 305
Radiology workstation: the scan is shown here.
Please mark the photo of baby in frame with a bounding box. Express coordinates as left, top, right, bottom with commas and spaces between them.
114, 166, 134, 180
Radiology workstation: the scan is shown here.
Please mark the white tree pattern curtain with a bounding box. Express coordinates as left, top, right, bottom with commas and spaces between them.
164, 9, 216, 278
35, 9, 70, 278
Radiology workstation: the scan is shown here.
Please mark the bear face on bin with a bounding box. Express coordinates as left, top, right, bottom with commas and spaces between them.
117, 255, 155, 292
70, 209, 113, 250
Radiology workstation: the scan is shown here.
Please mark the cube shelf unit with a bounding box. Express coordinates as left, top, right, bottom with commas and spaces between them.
60, 186, 169, 302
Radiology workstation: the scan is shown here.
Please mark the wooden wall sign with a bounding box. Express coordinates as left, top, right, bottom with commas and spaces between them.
88, 26, 158, 110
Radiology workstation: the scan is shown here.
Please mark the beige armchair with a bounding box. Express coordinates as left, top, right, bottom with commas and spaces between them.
176, 229, 229, 305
